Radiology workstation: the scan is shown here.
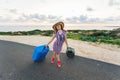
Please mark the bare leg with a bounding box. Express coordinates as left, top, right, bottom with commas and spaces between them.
56, 53, 61, 67
56, 53, 60, 61
52, 52, 56, 58
51, 52, 56, 63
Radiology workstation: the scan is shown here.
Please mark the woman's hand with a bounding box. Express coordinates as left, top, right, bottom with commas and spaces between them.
66, 44, 69, 48
46, 44, 49, 47
46, 44, 49, 48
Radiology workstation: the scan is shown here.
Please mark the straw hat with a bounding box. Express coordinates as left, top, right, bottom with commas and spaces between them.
52, 22, 64, 30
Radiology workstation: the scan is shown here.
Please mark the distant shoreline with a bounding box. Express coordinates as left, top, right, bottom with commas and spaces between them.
0, 25, 120, 32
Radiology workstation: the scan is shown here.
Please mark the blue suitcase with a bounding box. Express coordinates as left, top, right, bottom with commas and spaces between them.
32, 45, 50, 61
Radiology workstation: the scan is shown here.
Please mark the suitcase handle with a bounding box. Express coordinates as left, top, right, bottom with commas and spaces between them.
44, 45, 49, 49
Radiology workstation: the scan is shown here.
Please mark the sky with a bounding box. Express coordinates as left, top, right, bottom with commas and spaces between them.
0, 0, 120, 26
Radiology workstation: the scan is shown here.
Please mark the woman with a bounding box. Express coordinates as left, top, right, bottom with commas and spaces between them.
47, 22, 68, 68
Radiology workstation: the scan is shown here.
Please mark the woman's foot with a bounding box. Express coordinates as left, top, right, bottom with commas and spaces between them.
57, 61, 61, 67
51, 57, 55, 63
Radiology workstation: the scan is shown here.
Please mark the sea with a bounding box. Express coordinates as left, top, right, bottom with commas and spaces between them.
0, 25, 120, 32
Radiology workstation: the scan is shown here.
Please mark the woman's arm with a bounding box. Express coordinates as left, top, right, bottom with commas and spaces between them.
65, 37, 68, 48
64, 32, 68, 48
47, 33, 55, 46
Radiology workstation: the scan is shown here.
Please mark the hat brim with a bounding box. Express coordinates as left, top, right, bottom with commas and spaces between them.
52, 22, 64, 30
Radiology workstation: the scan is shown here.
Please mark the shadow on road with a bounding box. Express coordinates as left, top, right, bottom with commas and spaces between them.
0, 40, 120, 80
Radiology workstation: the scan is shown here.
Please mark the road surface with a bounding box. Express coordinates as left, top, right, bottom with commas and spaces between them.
0, 40, 120, 80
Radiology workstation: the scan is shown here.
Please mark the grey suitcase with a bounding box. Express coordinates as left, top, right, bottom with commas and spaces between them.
66, 47, 75, 58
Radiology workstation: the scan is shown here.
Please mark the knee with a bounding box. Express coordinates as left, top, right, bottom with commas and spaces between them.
56, 53, 59, 56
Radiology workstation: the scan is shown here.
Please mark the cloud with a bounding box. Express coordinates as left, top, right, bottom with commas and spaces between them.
116, 16, 120, 20
109, 0, 114, 6
0, 16, 11, 22
17, 13, 47, 22
79, 15, 88, 22
15, 13, 62, 22
65, 15, 89, 23
66, 16, 78, 23
1, 12, 120, 24
48, 15, 58, 19
85, 16, 120, 23
47, 15, 62, 23
65, 15, 120, 23
29, 14, 47, 21
104, 17, 114, 22
87, 18, 100, 23
9, 9, 18, 14
15, 17, 25, 22
92, 16, 119, 23
87, 7, 94, 11
109, 0, 120, 6
66, 15, 88, 23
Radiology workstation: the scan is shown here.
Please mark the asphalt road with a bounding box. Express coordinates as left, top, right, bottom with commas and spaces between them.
0, 40, 120, 80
